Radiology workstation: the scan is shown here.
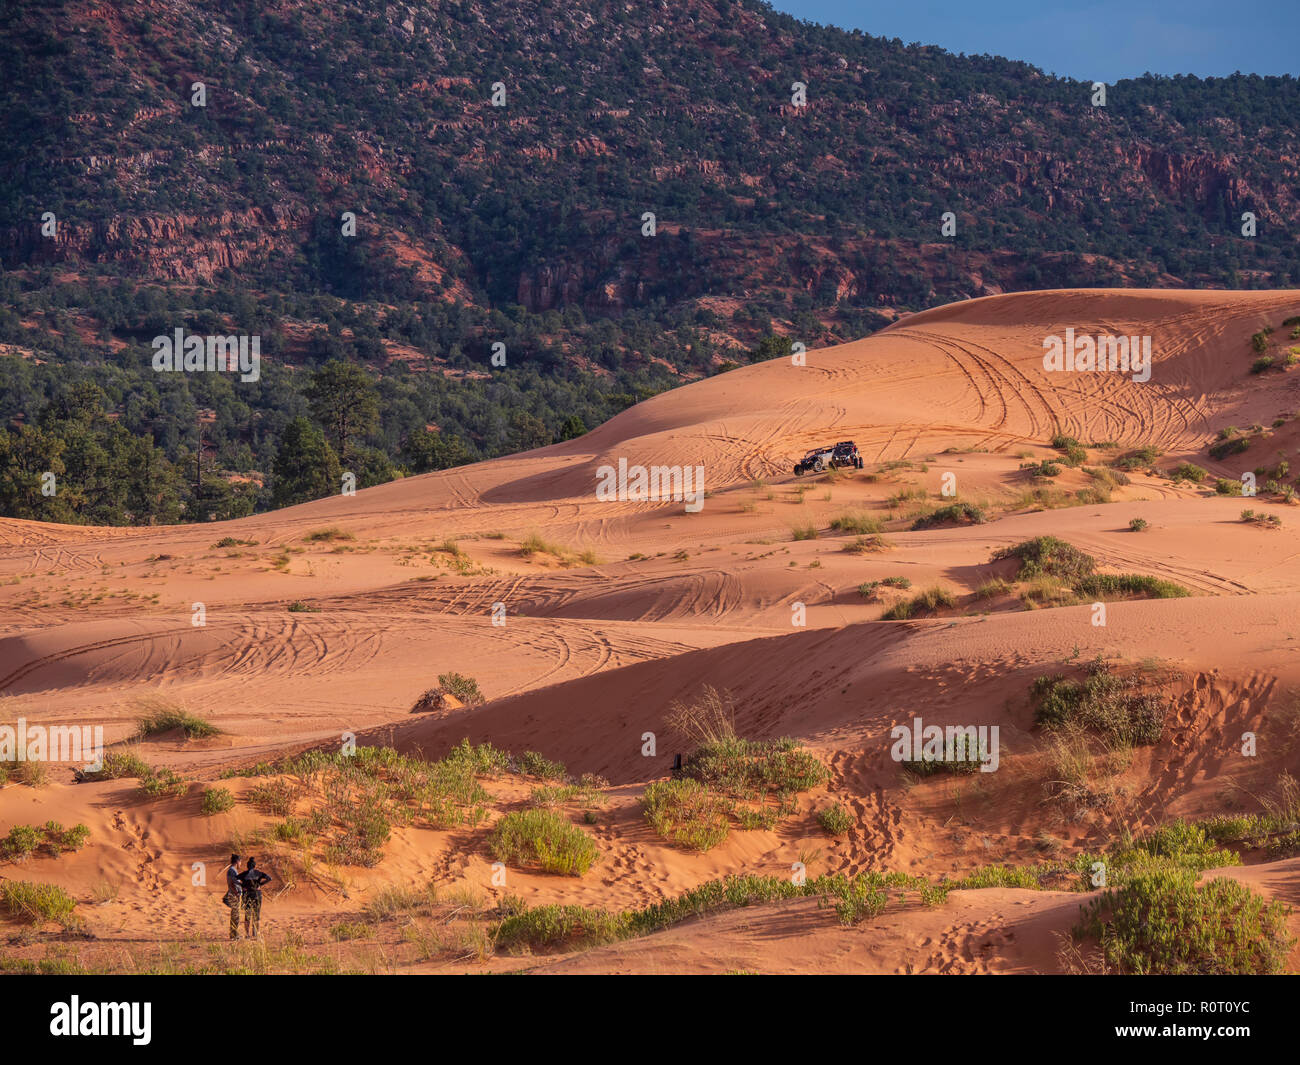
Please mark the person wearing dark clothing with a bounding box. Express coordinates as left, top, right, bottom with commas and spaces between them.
238, 857, 272, 939
223, 854, 243, 940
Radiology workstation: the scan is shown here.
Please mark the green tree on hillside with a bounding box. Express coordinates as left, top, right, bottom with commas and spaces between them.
272, 417, 341, 507
305, 361, 379, 463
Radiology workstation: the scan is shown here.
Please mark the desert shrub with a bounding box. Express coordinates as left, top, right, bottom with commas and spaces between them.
992, 536, 1096, 582
518, 751, 567, 781
1128, 518, 1148, 532
791, 524, 818, 541
1251, 356, 1274, 374
881, 585, 955, 620
1113, 445, 1161, 470
841, 534, 890, 553
489, 809, 599, 875
139, 767, 189, 799
641, 778, 732, 851
1214, 478, 1242, 496
1209, 435, 1251, 460
1020, 460, 1062, 478
0, 881, 78, 926
200, 786, 236, 816
442, 737, 512, 775
899, 730, 989, 776
1240, 509, 1283, 528
1074, 871, 1293, 974
0, 825, 44, 861
1085, 466, 1129, 490
304, 527, 354, 542
684, 736, 826, 795
1170, 463, 1208, 483
829, 513, 883, 535
79, 750, 153, 780
816, 804, 854, 835
437, 672, 484, 706
1031, 667, 1166, 745
911, 503, 985, 529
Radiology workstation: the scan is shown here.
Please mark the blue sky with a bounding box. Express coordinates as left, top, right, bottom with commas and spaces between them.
769, 1, 1299, 83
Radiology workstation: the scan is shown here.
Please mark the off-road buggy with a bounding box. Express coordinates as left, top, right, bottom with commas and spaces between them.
794, 440, 863, 475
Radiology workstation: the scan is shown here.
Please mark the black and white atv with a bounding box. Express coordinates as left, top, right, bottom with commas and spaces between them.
794, 447, 835, 475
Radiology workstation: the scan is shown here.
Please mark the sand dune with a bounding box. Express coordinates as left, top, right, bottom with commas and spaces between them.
4, 288, 1300, 974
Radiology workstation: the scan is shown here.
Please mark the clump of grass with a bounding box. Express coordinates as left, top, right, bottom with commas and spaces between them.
1, 881, 79, 927
881, 585, 956, 620
791, 524, 818, 541
519, 532, 565, 559
666, 686, 737, 745
816, 803, 854, 835
248, 778, 299, 817
135, 700, 222, 740
1128, 517, 1148, 532
518, 751, 567, 781
974, 577, 1012, 599
139, 766, 189, 799
200, 786, 236, 816
287, 600, 320, 612
1073, 574, 1190, 599
329, 921, 373, 941
829, 513, 883, 535
495, 872, 942, 954
1085, 466, 1129, 490
1031, 663, 1167, 746
488, 809, 599, 875
304, 527, 355, 542
78, 750, 153, 781
213, 536, 257, 548
1073, 871, 1293, 974
911, 503, 985, 529
841, 534, 891, 553
642, 778, 732, 851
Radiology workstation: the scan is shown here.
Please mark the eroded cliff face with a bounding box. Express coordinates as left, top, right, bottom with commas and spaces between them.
3, 207, 310, 280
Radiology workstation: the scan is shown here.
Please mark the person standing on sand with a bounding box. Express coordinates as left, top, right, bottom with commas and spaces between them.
223, 853, 243, 940
239, 857, 272, 940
